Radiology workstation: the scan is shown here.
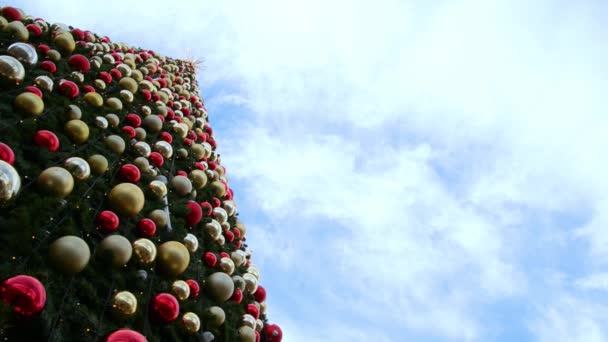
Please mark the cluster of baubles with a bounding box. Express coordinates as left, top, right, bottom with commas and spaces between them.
0, 6, 281, 342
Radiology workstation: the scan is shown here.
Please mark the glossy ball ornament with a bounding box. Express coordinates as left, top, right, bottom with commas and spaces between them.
183, 233, 198, 253
15, 92, 44, 116
149, 209, 168, 228
7, 42, 37, 65
212, 207, 228, 224
96, 235, 132, 268
206, 272, 234, 303
136, 218, 156, 237
185, 201, 202, 226
205, 306, 225, 328
119, 164, 141, 183
111, 291, 137, 316
53, 32, 75, 53
88, 154, 108, 175
182, 312, 200, 333
239, 326, 256, 342
132, 238, 157, 265
104, 329, 147, 342
152, 293, 179, 323
0, 275, 46, 317
133, 141, 151, 157
48, 236, 91, 274
243, 273, 259, 294
264, 324, 283, 342
0, 160, 20, 203
97, 210, 119, 233
64, 157, 90, 180
0, 55, 25, 83
108, 183, 144, 217
148, 152, 164, 167
171, 175, 192, 196
153, 141, 173, 158
64, 120, 89, 144
171, 280, 190, 301
231, 287, 243, 304
119, 77, 138, 93
0, 143, 15, 164
189, 169, 207, 189
106, 97, 123, 111
66, 104, 81, 120
219, 257, 235, 275
157, 241, 190, 276
143, 115, 162, 133
203, 252, 217, 267
254, 285, 266, 303
83, 91, 103, 106
242, 314, 257, 329
186, 279, 199, 298
38, 167, 73, 198
204, 220, 222, 240
95, 116, 108, 129
105, 135, 126, 154
67, 54, 90, 72
246, 303, 260, 320
148, 180, 167, 199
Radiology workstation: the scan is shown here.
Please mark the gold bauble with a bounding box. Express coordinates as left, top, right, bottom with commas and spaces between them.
256, 319, 264, 332
247, 264, 260, 280
235, 220, 247, 238
116, 64, 131, 77
38, 167, 74, 198
53, 32, 75, 53
0, 160, 21, 203
96, 116, 109, 129
64, 120, 89, 144
0, 55, 25, 83
0, 17, 6, 30
143, 115, 162, 133
242, 314, 256, 329
7, 42, 38, 65
64, 157, 90, 181
134, 157, 150, 171
219, 257, 235, 275
105, 113, 120, 127
105, 135, 125, 154
182, 312, 200, 333
119, 77, 138, 93
4, 21, 28, 42
212, 207, 228, 224
119, 89, 134, 103
88, 154, 108, 175
210, 180, 226, 198
133, 141, 151, 157
177, 148, 188, 159
96, 235, 132, 268
174, 123, 189, 138
134, 127, 146, 140
15, 92, 44, 116
148, 180, 167, 199
149, 209, 168, 228
183, 233, 198, 253
204, 220, 222, 240
48, 235, 90, 274
131, 69, 143, 82
94, 79, 106, 90
232, 275, 246, 291
132, 238, 157, 265
260, 301, 267, 315
34, 77, 53, 92
157, 241, 190, 276
66, 104, 81, 120
190, 144, 205, 161
205, 306, 225, 327
243, 273, 259, 294
170, 176, 192, 196
141, 105, 152, 116
153, 141, 173, 158
206, 272, 234, 303
172, 280, 190, 301
111, 291, 137, 316
45, 49, 61, 62
238, 326, 256, 342
105, 97, 123, 111
83, 92, 103, 107
108, 183, 145, 217
231, 251, 245, 268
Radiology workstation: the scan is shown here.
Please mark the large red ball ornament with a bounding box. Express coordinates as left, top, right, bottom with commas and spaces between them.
186, 279, 199, 298
34, 130, 60, 152
148, 152, 164, 168
152, 293, 179, 323
59, 80, 79, 98
0, 275, 46, 317
254, 285, 266, 303
264, 324, 283, 342
203, 252, 217, 267
40, 61, 57, 73
159, 132, 172, 144
0, 143, 15, 165
119, 164, 141, 183
137, 218, 156, 237
97, 210, 119, 233
122, 126, 136, 139
1, 7, 21, 22
68, 54, 90, 72
104, 329, 147, 342
231, 288, 243, 304
247, 303, 260, 319
185, 201, 202, 226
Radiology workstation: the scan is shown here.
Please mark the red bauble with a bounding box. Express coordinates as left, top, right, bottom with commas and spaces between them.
247, 303, 260, 319
1, 7, 21, 22
0, 275, 46, 317
98, 71, 112, 84
211, 197, 221, 208
185, 279, 199, 298
148, 152, 163, 168
152, 293, 179, 323
122, 126, 136, 139
97, 210, 119, 233
264, 324, 283, 342
59, 80, 79, 98
203, 252, 217, 267
137, 218, 156, 237
141, 89, 152, 101
200, 202, 213, 217
166, 109, 174, 120
231, 288, 243, 304
204, 124, 213, 134
119, 164, 141, 183
176, 171, 187, 177
256, 331, 261, 342
235, 240, 242, 248
207, 161, 217, 170
224, 230, 234, 243
151, 93, 160, 102
26, 24, 42, 37
68, 54, 90, 72
208, 137, 216, 149
159, 132, 172, 144
34, 130, 60, 152
125, 114, 142, 127
220, 252, 229, 259
24, 86, 42, 98
104, 329, 147, 342
183, 138, 193, 146
110, 69, 122, 79
0, 143, 15, 165
70, 28, 85, 41
194, 162, 206, 171
82, 85, 95, 93
254, 285, 266, 303
38, 44, 50, 54
40, 61, 57, 73
185, 201, 202, 226
232, 228, 241, 239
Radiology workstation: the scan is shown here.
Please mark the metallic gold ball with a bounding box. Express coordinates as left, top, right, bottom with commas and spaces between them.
212, 207, 228, 224
15, 92, 44, 116
45, 49, 61, 62
153, 141, 173, 158
149, 209, 168, 228
238, 326, 256, 342
64, 157, 90, 181
53, 32, 75, 53
206, 272, 234, 303
105, 135, 125, 154
190, 144, 205, 161
157, 241, 190, 277
48, 235, 90, 274
38, 167, 74, 198
243, 273, 259, 294
94, 79, 106, 90
183, 233, 198, 253
83, 92, 103, 107
4, 21, 28, 42
133, 157, 150, 171
189, 170, 207, 190
172, 280, 190, 301
174, 123, 189, 138
105, 97, 123, 111
64, 119, 89, 144
108, 183, 145, 217
148, 180, 167, 199
116, 64, 131, 77
143, 115, 162, 133
119, 89, 134, 103
256, 319, 264, 332
177, 148, 188, 159
235, 220, 247, 238
182, 312, 200, 333
0, 160, 20, 203
170, 175, 192, 196
231, 251, 245, 268
87, 154, 108, 175
95, 116, 108, 129
65, 104, 81, 120
232, 275, 246, 291
133, 141, 151, 157
242, 314, 256, 329
204, 220, 222, 240
260, 301, 267, 315
111, 291, 137, 316
205, 306, 225, 328
134, 127, 146, 141
132, 238, 157, 265
141, 105, 152, 116
223, 200, 236, 216
219, 257, 235, 275
96, 235, 132, 268
210, 180, 226, 198
119, 77, 138, 93
0, 55, 25, 83
7, 42, 37, 65
105, 113, 120, 127
247, 264, 260, 280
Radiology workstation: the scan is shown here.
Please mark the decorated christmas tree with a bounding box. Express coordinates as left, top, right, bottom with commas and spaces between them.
0, 6, 281, 342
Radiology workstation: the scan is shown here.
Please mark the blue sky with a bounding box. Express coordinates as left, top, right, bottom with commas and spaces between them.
8, 0, 608, 340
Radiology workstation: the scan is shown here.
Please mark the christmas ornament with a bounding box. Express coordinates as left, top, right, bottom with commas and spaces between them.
243, 273, 259, 294
88, 154, 108, 175
53, 32, 75, 53
0, 275, 46, 317
148, 152, 163, 167
34, 130, 60, 152
254, 285, 266, 303
148, 180, 167, 199
185, 201, 202, 226
96, 235, 133, 268
148, 209, 168, 228
212, 207, 228, 224
205, 306, 225, 328
0, 55, 25, 83
206, 272, 234, 303
182, 312, 200, 333
67, 54, 90, 72
231, 251, 245, 268
96, 116, 109, 129
171, 280, 190, 301
105, 135, 126, 154
66, 104, 81, 120
0, 160, 20, 203
119, 77, 138, 93
239, 326, 256, 342
231, 288, 243, 304
157, 241, 190, 276
203, 252, 217, 267
7, 42, 37, 65
108, 183, 145, 217
48, 235, 91, 274
97, 210, 119, 233
256, 319, 264, 332
136, 218, 156, 237
64, 157, 90, 180
111, 291, 137, 316
189, 169, 207, 189
64, 120, 89, 144
119, 164, 141, 183
132, 238, 157, 264
183, 234, 198, 253
204, 220, 222, 240
219, 257, 235, 275
171, 175, 192, 196
58, 80, 78, 98
143, 115, 162, 133
1, 7, 22, 22
242, 314, 256, 329
153, 141, 173, 158
38, 167, 73, 198
15, 92, 44, 116
186, 279, 199, 298
152, 293, 179, 323
133, 141, 151, 157
0, 143, 15, 164
83, 92, 103, 107
104, 329, 147, 342
264, 324, 283, 342
246, 304, 260, 320
105, 113, 120, 127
